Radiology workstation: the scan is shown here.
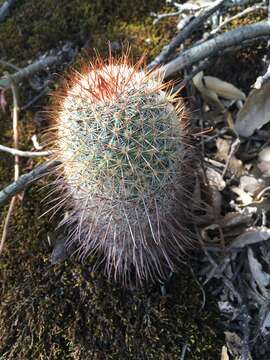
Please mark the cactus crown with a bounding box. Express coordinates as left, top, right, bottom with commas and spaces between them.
49, 49, 194, 284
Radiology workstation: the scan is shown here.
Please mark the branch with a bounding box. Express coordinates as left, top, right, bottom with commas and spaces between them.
0, 160, 61, 205
0, 196, 16, 253
0, 55, 59, 89
10, 77, 19, 179
0, 144, 52, 157
0, 77, 19, 253
210, 3, 267, 35
147, 0, 226, 69
0, 0, 15, 23
162, 22, 270, 78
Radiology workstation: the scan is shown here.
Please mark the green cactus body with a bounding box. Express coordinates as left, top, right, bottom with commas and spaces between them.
51, 55, 195, 284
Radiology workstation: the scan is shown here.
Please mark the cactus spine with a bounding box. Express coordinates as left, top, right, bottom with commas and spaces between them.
49, 50, 195, 284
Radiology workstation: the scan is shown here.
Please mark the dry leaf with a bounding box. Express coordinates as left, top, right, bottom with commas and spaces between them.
204, 76, 246, 101
230, 228, 270, 249
206, 166, 226, 191
235, 81, 270, 137
239, 175, 265, 196
193, 71, 224, 110
221, 345, 230, 360
258, 147, 270, 177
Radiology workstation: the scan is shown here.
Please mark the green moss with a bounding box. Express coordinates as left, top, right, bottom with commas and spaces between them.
0, 232, 222, 359
0, 0, 223, 358
0, 0, 171, 65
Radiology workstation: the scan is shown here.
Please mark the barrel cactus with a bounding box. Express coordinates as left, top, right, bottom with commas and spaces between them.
49, 50, 197, 285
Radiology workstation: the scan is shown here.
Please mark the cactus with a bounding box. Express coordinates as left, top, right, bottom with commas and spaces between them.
49, 50, 197, 284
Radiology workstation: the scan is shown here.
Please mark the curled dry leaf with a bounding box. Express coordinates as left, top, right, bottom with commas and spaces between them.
193, 71, 246, 111
235, 81, 270, 137
204, 75, 246, 101
230, 227, 270, 249
193, 71, 224, 110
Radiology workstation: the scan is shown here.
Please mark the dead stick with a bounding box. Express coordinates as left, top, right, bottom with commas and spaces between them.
210, 3, 267, 35
0, 196, 16, 253
0, 55, 58, 90
147, 0, 226, 69
0, 78, 19, 253
0, 160, 61, 205
162, 22, 270, 78
0, 0, 15, 23
0, 144, 51, 157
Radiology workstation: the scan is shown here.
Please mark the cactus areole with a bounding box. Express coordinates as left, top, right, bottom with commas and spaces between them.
49, 50, 197, 285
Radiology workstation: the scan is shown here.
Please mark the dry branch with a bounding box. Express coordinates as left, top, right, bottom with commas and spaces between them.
0, 160, 61, 205
0, 0, 15, 23
0, 55, 59, 90
210, 3, 267, 35
162, 22, 270, 78
0, 144, 51, 157
147, 0, 226, 69
0, 78, 19, 253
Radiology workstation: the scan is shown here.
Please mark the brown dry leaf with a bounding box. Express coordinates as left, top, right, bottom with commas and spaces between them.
235, 81, 270, 137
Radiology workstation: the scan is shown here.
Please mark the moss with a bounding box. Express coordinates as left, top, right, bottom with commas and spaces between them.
0, 228, 222, 359
0, 0, 223, 358
0, 0, 171, 65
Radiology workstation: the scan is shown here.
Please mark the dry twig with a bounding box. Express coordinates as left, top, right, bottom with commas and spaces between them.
162, 21, 270, 78
0, 160, 61, 206
0, 78, 19, 254
210, 3, 267, 35
0, 0, 15, 23
0, 144, 51, 157
0, 55, 59, 90
148, 0, 226, 69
